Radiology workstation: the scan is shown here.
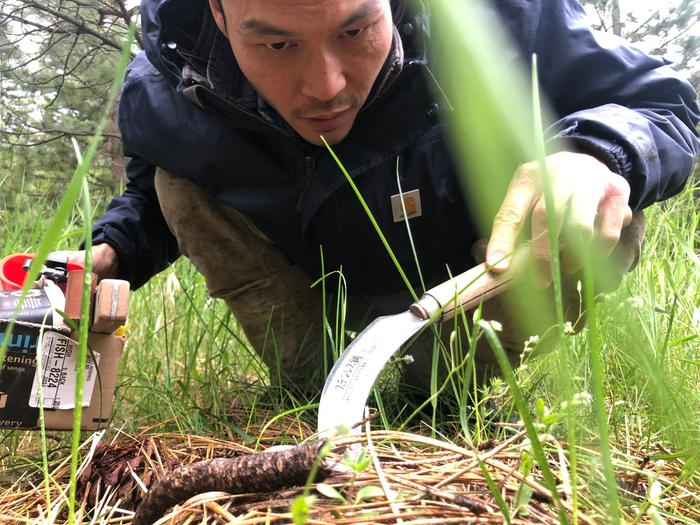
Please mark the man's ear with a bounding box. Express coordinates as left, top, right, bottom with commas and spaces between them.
208, 0, 228, 35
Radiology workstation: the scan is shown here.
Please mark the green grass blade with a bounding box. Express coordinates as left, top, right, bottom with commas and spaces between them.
67, 143, 95, 523
530, 54, 564, 326
478, 455, 512, 523
582, 261, 622, 522
35, 318, 51, 509
64, 23, 136, 525
531, 54, 581, 523
395, 156, 426, 292
322, 137, 418, 301
480, 320, 569, 524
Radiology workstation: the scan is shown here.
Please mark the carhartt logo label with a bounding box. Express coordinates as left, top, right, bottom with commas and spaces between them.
391, 189, 422, 222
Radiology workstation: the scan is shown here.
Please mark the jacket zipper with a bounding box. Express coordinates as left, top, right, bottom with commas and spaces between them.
360, 58, 401, 114
189, 84, 317, 213
296, 154, 316, 212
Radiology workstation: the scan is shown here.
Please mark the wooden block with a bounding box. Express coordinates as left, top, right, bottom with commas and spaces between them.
90, 279, 130, 334
64, 270, 96, 322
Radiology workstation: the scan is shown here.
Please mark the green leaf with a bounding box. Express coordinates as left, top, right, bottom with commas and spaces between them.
478, 458, 512, 524
291, 495, 316, 525
541, 413, 560, 426
514, 482, 534, 512
323, 138, 418, 301
535, 398, 545, 420
355, 485, 385, 504
519, 451, 533, 476
53, 310, 78, 332
316, 483, 346, 503
343, 448, 371, 473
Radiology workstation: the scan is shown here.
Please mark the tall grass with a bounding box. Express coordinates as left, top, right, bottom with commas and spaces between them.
1, 171, 697, 522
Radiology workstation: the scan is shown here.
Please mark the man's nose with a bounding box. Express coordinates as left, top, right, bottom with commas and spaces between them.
301, 48, 347, 102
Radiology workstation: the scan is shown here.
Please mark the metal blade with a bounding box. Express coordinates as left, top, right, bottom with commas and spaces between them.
317, 309, 427, 436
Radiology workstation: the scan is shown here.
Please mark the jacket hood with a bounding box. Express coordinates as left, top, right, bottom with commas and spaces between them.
141, 0, 204, 84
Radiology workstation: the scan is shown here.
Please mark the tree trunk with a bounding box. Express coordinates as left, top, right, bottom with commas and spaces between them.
611, 0, 622, 36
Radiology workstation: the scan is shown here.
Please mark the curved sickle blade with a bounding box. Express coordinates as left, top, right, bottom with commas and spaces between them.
317, 310, 427, 436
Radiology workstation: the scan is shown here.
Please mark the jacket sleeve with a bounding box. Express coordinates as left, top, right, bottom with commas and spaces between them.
537, 0, 699, 210
91, 156, 180, 289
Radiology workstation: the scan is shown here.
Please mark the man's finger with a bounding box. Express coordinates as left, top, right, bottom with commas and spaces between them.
486, 166, 539, 271
560, 183, 601, 274
595, 197, 632, 259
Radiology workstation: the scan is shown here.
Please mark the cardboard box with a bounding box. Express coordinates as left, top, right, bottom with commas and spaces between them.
0, 286, 126, 430
0, 329, 125, 430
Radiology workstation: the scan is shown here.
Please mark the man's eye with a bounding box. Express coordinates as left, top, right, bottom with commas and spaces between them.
341, 27, 365, 38
266, 41, 290, 50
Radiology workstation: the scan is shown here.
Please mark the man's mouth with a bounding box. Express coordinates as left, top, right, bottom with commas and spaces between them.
300, 107, 354, 132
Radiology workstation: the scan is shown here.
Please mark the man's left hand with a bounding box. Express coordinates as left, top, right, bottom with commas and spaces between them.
485, 151, 633, 287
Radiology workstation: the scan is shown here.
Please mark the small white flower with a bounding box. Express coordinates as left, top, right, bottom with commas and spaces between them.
627, 296, 644, 308
572, 391, 593, 407
489, 320, 503, 332
401, 354, 415, 364
563, 321, 575, 335
526, 335, 540, 345
523, 335, 540, 352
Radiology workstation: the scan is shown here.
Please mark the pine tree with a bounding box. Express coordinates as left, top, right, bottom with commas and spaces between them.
582, 0, 699, 92
0, 0, 139, 198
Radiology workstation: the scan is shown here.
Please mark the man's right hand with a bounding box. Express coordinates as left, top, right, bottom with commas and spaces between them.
54, 244, 119, 282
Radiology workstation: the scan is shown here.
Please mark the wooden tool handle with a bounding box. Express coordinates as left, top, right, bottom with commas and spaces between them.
409, 252, 524, 322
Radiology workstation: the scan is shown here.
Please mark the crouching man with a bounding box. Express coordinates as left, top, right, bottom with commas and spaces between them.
76, 0, 699, 392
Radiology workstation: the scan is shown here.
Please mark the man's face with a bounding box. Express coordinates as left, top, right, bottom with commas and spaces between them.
209, 0, 394, 145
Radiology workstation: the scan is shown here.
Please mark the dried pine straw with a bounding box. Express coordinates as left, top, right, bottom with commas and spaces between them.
0, 419, 698, 524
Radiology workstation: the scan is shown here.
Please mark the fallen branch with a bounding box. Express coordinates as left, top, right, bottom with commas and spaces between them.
132, 440, 331, 525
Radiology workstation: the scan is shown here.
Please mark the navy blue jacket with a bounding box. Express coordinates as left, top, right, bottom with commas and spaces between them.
92, 0, 699, 295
